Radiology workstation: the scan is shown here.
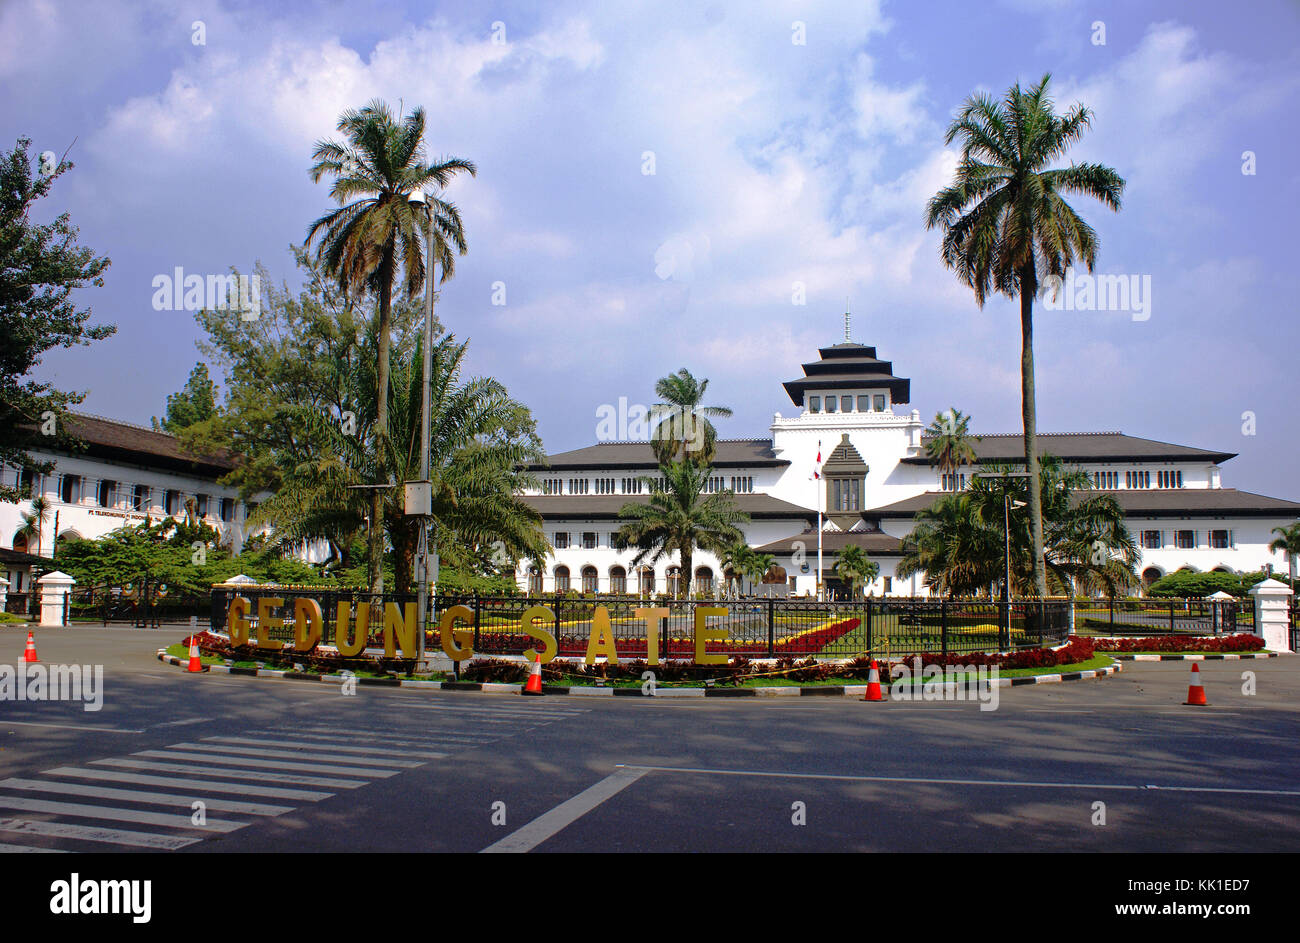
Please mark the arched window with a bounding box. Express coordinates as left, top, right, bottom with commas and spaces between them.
1141, 567, 1163, 588
695, 566, 713, 595
609, 565, 627, 595
12, 533, 29, 554
527, 566, 543, 595
554, 565, 570, 593
638, 566, 655, 595
666, 566, 681, 596
582, 566, 598, 594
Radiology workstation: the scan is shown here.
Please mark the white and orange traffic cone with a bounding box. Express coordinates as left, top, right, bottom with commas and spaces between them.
863, 658, 883, 702
22, 631, 38, 663
523, 653, 544, 696
187, 634, 205, 673
1184, 662, 1207, 706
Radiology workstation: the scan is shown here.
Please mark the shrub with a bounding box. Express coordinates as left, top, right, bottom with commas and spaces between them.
1093, 634, 1264, 653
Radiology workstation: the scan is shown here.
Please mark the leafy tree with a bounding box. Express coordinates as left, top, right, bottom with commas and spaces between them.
925, 407, 978, 488
650, 368, 733, 464
14, 494, 51, 557
1268, 522, 1300, 594
306, 99, 476, 593
614, 460, 748, 599
152, 362, 216, 434
0, 137, 114, 501
927, 75, 1125, 597
834, 544, 880, 598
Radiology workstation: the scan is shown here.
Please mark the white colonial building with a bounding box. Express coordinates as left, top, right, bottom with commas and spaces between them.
1, 414, 251, 611
517, 338, 1300, 597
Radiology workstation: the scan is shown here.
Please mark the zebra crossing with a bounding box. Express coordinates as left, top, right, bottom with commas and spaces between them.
0, 699, 589, 852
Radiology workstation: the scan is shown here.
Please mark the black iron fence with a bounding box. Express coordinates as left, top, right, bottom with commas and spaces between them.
1073, 597, 1253, 636
70, 578, 211, 628
209, 587, 1071, 658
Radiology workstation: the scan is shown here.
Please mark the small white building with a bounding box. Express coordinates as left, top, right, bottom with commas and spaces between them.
517, 337, 1300, 597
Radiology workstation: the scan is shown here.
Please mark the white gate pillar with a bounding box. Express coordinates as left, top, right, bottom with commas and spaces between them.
37, 571, 76, 627
1248, 578, 1293, 653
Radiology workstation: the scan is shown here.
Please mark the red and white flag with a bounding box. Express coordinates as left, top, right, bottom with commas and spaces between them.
812, 441, 822, 480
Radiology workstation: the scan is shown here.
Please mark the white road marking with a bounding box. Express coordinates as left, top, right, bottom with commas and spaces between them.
94, 757, 369, 789
203, 736, 445, 759
0, 796, 248, 832
135, 750, 400, 778
46, 767, 332, 801
153, 717, 212, 727
273, 729, 489, 747
615, 765, 1300, 797
480, 767, 651, 854
0, 720, 143, 734
166, 742, 431, 767
0, 841, 66, 852
0, 817, 198, 849
0, 778, 292, 816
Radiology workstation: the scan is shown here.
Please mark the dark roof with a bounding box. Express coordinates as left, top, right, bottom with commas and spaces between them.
864, 488, 1300, 520
521, 493, 817, 522
48, 414, 236, 478
903, 432, 1236, 465
783, 341, 911, 406
754, 529, 904, 555
533, 439, 786, 471
0, 547, 46, 567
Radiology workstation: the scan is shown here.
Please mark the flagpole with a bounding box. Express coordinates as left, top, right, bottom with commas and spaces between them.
815, 439, 823, 602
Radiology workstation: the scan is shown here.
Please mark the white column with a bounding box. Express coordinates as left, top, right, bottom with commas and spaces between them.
37, 570, 76, 627
1248, 578, 1293, 653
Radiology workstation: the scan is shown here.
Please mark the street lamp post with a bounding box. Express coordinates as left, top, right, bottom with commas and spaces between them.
975, 471, 1031, 648
408, 190, 436, 666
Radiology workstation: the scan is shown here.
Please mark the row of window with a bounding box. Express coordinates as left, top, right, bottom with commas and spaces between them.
9, 469, 239, 521
1141, 529, 1233, 550
1094, 469, 1183, 489
528, 564, 716, 595
808, 393, 887, 414
829, 477, 862, 512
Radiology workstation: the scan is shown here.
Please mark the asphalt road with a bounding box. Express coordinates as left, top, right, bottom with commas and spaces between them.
0, 624, 1296, 854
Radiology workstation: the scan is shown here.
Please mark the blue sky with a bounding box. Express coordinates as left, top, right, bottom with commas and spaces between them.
4, 0, 1298, 498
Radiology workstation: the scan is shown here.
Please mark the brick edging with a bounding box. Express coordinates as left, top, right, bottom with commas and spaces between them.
156, 650, 1123, 696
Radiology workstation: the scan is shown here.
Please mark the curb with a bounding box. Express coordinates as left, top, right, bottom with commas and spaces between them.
1110, 652, 1278, 661
157, 650, 1123, 697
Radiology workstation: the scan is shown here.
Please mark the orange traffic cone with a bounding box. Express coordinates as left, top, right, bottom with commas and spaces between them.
523, 653, 544, 696
1184, 662, 1207, 706
863, 658, 883, 702
22, 631, 38, 663
186, 634, 205, 673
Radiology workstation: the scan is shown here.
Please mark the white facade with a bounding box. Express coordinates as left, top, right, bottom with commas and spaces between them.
520, 339, 1300, 597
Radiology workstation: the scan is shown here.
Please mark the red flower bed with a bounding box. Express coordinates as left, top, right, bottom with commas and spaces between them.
1093, 634, 1263, 653
888, 635, 1097, 671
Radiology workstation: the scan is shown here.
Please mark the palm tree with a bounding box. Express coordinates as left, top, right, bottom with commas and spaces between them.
15, 495, 51, 557
615, 460, 748, 599
743, 550, 776, 595
925, 408, 978, 490
834, 544, 880, 599
719, 540, 753, 596
898, 494, 1000, 597
306, 98, 476, 592
1269, 522, 1300, 592
650, 369, 733, 464
926, 74, 1125, 597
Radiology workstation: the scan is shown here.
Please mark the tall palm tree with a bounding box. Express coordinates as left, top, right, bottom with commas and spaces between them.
743, 550, 776, 595
15, 494, 51, 557
650, 368, 733, 464
926, 74, 1125, 597
925, 408, 978, 490
1269, 522, 1300, 592
615, 460, 748, 599
719, 540, 753, 596
306, 98, 476, 592
834, 544, 880, 599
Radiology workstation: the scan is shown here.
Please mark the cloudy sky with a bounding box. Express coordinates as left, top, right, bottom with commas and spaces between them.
5, 0, 1298, 499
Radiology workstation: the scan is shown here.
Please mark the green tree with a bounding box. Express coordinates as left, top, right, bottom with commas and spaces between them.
153, 362, 216, 434
833, 544, 880, 599
926, 75, 1125, 597
0, 138, 114, 501
650, 368, 733, 464
14, 494, 51, 557
306, 99, 476, 592
1268, 522, 1300, 594
615, 460, 748, 599
925, 407, 978, 489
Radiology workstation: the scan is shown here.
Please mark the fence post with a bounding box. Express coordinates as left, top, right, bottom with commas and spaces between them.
999, 601, 1009, 651
473, 593, 482, 650
865, 599, 872, 656
1109, 596, 1114, 628
1169, 601, 1176, 634
767, 597, 775, 657
940, 598, 948, 655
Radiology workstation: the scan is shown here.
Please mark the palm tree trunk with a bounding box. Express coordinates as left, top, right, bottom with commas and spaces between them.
681, 548, 693, 600
1019, 267, 1049, 598
368, 250, 395, 594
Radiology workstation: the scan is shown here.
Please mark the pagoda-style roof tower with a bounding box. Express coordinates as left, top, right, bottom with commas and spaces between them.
781, 342, 911, 408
